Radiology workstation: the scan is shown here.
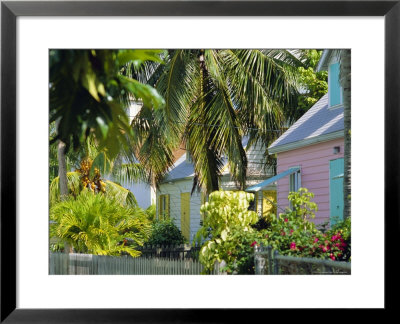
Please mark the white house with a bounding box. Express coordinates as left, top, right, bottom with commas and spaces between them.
156, 138, 277, 242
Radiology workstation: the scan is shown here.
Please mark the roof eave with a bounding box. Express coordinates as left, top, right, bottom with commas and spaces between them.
316, 49, 331, 72
268, 130, 344, 154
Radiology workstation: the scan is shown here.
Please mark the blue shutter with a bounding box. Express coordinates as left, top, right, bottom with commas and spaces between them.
329, 62, 342, 107
329, 158, 344, 225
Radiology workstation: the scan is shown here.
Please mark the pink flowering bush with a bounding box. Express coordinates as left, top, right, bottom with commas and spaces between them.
260, 188, 351, 262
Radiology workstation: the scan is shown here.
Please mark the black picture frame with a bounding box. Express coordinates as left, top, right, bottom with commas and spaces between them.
1, 0, 398, 322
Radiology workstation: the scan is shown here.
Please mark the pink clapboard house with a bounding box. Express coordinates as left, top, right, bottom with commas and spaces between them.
247, 50, 345, 226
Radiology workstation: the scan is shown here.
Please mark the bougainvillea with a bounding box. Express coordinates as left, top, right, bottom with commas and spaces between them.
260, 188, 351, 262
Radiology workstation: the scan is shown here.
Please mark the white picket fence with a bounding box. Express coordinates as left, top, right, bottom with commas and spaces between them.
49, 253, 221, 275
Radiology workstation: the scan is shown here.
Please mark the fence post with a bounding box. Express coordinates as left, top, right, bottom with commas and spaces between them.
254, 244, 265, 275
267, 246, 273, 275
273, 250, 280, 275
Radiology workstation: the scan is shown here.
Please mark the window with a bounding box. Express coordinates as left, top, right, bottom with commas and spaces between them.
289, 169, 301, 209
328, 62, 343, 107
158, 194, 170, 220
289, 169, 301, 193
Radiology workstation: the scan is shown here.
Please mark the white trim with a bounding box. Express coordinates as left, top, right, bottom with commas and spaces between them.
268, 130, 344, 154
289, 166, 301, 192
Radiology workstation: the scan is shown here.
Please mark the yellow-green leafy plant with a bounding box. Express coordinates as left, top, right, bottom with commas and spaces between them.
50, 190, 151, 257
195, 190, 259, 274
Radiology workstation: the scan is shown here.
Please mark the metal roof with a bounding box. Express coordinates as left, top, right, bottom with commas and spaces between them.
163, 136, 250, 182
268, 94, 344, 153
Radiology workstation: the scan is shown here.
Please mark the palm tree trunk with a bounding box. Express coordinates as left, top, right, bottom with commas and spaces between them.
199, 50, 220, 194
56, 134, 70, 253
340, 50, 351, 219
57, 140, 69, 200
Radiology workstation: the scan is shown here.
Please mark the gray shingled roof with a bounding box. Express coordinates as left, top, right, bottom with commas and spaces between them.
163, 136, 250, 182
269, 94, 344, 151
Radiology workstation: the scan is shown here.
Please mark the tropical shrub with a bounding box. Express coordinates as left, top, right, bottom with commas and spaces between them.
144, 204, 156, 222
259, 188, 350, 261
195, 190, 259, 274
50, 190, 152, 257
146, 218, 186, 246
324, 216, 351, 261
260, 188, 319, 252
196, 189, 351, 274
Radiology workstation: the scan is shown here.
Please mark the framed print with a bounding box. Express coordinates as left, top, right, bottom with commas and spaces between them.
1, 0, 399, 322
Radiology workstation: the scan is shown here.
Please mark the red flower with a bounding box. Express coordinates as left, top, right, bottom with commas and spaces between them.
290, 229, 294, 234
313, 237, 319, 243
330, 254, 335, 261
290, 242, 296, 250
284, 218, 288, 223
281, 231, 286, 236
250, 241, 258, 247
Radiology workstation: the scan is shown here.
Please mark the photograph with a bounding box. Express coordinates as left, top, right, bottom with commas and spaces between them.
48, 48, 351, 276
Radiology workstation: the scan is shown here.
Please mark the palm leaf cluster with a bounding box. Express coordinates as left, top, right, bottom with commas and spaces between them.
50, 190, 151, 257
128, 49, 307, 193
49, 134, 139, 207
49, 49, 165, 158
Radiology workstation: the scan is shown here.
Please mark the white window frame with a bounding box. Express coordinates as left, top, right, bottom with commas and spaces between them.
289, 167, 301, 193
289, 167, 301, 210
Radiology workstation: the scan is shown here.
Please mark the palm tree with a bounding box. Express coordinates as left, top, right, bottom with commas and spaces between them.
49, 49, 167, 203
129, 49, 307, 194
49, 135, 146, 207
340, 49, 351, 219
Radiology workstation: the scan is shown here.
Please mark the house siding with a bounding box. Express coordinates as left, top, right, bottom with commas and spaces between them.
276, 138, 344, 225
157, 179, 202, 243
157, 141, 275, 243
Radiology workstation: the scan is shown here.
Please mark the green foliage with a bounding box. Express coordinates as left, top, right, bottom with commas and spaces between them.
49, 241, 65, 253
146, 218, 186, 246
49, 122, 80, 184
196, 188, 351, 270
195, 190, 259, 274
260, 188, 319, 253
49, 49, 165, 158
50, 190, 151, 257
49, 171, 137, 207
288, 188, 318, 221
134, 49, 309, 193
144, 204, 157, 222
325, 216, 351, 261
289, 50, 328, 122
297, 67, 328, 110
261, 188, 350, 262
